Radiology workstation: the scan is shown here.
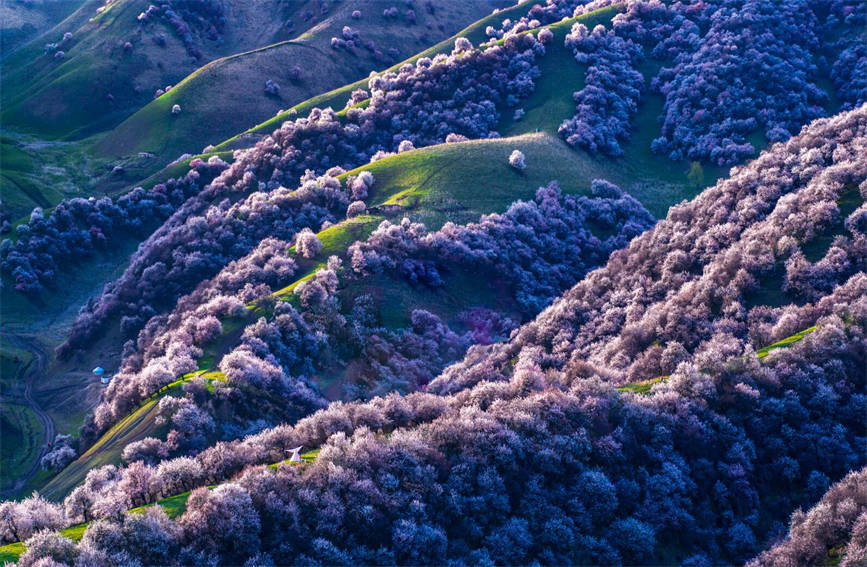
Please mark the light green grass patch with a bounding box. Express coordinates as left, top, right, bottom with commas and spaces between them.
270, 449, 321, 468
130, 490, 192, 518
0, 541, 25, 563
756, 326, 819, 360
344, 133, 633, 225
617, 376, 668, 396
316, 215, 383, 256
272, 215, 383, 301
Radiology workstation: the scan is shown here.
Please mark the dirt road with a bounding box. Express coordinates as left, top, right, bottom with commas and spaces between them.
0, 333, 55, 498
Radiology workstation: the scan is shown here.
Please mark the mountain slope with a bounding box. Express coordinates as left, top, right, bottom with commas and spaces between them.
7, 0, 864, 501
0, 0, 324, 138
6, 103, 865, 565
37, 131, 656, 500
92, 0, 512, 164
1, 0, 508, 142
0, 0, 84, 58
0, 4, 867, 564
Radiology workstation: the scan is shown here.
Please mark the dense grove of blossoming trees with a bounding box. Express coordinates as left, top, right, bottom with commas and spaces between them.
2, 32, 543, 299
5, 0, 865, 298
0, 157, 228, 294
650, 0, 830, 164
4, 98, 864, 567
2, 1, 866, 564
748, 467, 867, 567
81, 176, 653, 451
559, 0, 866, 164
43, 33, 545, 359
484, 0, 592, 41
433, 106, 867, 394
559, 22, 644, 155
10, 278, 865, 564
348, 180, 651, 313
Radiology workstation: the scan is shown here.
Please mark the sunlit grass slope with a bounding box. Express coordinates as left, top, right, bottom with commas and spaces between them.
94, 0, 512, 163
0, 0, 318, 139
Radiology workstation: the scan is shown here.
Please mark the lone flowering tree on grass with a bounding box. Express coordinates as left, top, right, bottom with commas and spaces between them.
509, 149, 526, 171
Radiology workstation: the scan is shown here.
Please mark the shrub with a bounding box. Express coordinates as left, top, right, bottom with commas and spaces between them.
508, 149, 526, 171
295, 228, 322, 259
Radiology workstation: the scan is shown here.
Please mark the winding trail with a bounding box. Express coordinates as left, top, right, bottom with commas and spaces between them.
0, 333, 55, 498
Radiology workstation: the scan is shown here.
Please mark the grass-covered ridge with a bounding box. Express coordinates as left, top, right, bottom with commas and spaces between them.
272, 215, 384, 301
1, 0, 321, 139
35, 130, 640, 500
0, 449, 323, 563
92, 0, 514, 168
211, 4, 623, 153
39, 365, 226, 501
756, 326, 819, 360
616, 326, 823, 396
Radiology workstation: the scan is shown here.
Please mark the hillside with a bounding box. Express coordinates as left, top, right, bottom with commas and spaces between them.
0, 0, 511, 220
0, 0, 84, 58
748, 467, 867, 567
37, 131, 658, 499
1, 0, 313, 139
12, 4, 629, 494
0, 3, 658, 332
6, 103, 866, 564
3, 0, 865, 500
92, 0, 512, 164
54, 101, 867, 562
210, 3, 618, 151
0, 0, 865, 565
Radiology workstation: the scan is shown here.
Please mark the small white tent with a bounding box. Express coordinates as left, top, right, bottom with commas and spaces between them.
288, 446, 304, 463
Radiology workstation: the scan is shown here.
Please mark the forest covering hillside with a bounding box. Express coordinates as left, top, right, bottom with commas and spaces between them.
0, 0, 865, 565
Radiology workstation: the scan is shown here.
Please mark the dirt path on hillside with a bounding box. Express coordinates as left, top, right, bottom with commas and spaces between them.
0, 333, 55, 498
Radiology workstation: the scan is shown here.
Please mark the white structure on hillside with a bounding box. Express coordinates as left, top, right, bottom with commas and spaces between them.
288, 446, 304, 463
93, 367, 112, 385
